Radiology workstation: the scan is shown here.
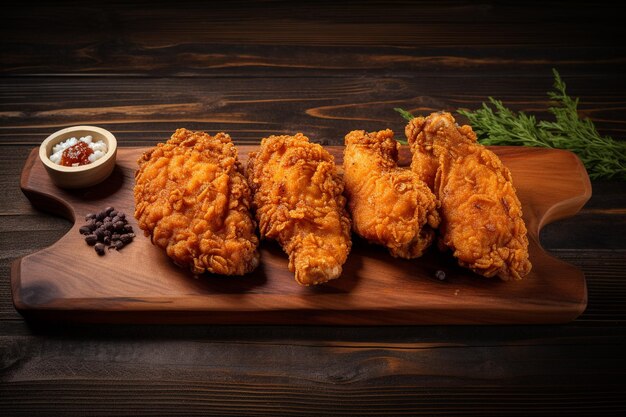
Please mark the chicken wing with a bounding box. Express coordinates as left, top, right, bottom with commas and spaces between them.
406, 112, 531, 280
247, 134, 351, 286
343, 129, 440, 258
134, 128, 259, 276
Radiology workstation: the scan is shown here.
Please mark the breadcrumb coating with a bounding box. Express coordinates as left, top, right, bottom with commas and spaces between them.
406, 112, 531, 280
134, 128, 259, 276
247, 134, 351, 286
343, 129, 440, 258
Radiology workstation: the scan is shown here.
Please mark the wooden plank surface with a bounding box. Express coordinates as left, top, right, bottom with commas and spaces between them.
12, 145, 590, 324
2, 1, 626, 415
2, 76, 625, 145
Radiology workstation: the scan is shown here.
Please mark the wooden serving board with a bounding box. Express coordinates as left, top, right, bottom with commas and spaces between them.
12, 146, 591, 324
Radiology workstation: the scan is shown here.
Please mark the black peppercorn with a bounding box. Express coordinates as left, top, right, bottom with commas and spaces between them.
94, 242, 105, 255
80, 206, 135, 256
85, 234, 98, 245
120, 234, 132, 244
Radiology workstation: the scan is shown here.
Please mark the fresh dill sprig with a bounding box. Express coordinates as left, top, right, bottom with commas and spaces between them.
394, 72, 626, 179
457, 69, 626, 180
391, 108, 414, 144
394, 107, 415, 122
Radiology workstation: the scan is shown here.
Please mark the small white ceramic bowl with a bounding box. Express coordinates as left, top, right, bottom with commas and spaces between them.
39, 125, 118, 189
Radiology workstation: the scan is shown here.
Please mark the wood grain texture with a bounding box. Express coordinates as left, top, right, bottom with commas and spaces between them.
11, 145, 590, 324
2, 76, 625, 145
3, 1, 626, 77
2, 1, 626, 415
2, 330, 625, 416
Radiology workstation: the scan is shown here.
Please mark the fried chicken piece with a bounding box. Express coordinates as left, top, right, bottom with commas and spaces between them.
343, 129, 440, 258
406, 112, 531, 280
134, 128, 259, 276
405, 123, 439, 190
247, 134, 351, 286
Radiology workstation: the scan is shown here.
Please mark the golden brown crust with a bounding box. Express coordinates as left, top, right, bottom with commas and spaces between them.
247, 134, 351, 286
408, 112, 531, 280
405, 116, 440, 190
134, 128, 259, 276
343, 129, 440, 259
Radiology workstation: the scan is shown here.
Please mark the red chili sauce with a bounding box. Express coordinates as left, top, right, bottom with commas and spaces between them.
60, 141, 93, 166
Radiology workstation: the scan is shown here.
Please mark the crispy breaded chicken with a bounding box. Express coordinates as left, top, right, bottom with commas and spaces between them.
134, 128, 259, 276
406, 112, 531, 280
343, 129, 440, 258
247, 134, 351, 286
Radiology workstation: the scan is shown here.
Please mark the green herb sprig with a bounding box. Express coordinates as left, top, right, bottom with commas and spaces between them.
395, 70, 626, 180
391, 108, 415, 144
394, 107, 415, 123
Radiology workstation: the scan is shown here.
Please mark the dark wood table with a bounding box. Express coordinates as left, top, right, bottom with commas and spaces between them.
2, 2, 625, 415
